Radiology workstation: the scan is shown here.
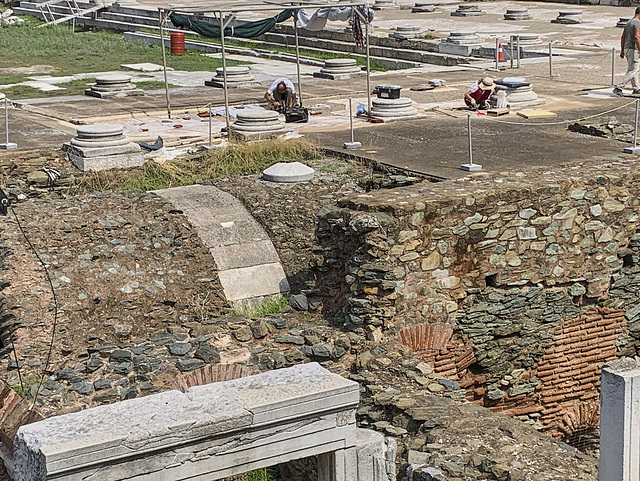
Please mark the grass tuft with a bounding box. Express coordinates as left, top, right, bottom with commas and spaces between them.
0, 20, 242, 94
11, 375, 40, 398
239, 296, 289, 319
241, 467, 280, 481
73, 138, 322, 194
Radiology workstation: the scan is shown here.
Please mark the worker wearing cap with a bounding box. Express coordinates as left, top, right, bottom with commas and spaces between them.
464, 77, 495, 110
264, 77, 297, 113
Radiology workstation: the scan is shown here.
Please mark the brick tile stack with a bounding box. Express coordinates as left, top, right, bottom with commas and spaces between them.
398, 323, 476, 380
534, 307, 626, 437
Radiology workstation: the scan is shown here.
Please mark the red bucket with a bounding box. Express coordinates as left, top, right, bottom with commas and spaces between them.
170, 32, 185, 55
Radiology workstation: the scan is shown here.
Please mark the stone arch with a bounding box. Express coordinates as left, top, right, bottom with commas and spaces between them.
558, 402, 600, 456
557, 401, 599, 437
398, 323, 475, 380
171, 364, 258, 392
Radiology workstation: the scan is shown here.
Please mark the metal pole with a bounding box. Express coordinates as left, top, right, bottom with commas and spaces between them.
634, 99, 639, 150
0, 96, 16, 150
510, 36, 514, 69
349, 98, 354, 143
207, 103, 212, 147
220, 11, 231, 134
294, 11, 302, 106
365, 11, 371, 119
516, 35, 520, 69
467, 113, 473, 167
495, 37, 499, 71
549, 42, 553, 78
612, 47, 616, 86
158, 8, 171, 119
4, 99, 8, 146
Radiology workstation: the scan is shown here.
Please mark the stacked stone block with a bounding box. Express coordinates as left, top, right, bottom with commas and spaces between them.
312, 160, 640, 440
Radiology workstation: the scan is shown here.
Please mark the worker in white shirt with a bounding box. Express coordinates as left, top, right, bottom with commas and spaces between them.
264, 77, 297, 112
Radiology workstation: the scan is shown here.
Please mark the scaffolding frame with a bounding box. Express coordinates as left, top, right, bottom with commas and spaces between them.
157, 0, 372, 131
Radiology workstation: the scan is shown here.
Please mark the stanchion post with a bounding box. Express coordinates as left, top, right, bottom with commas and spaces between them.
612, 47, 616, 86
344, 97, 362, 149
624, 99, 640, 154
516, 35, 521, 68
549, 42, 553, 78
0, 96, 17, 150
207, 102, 212, 148
495, 37, 499, 71
460, 113, 482, 171
510, 36, 514, 69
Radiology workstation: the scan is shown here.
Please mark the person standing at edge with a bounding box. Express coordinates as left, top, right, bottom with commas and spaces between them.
614, 7, 640, 97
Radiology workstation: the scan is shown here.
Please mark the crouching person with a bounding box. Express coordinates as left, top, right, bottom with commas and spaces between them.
264, 78, 297, 113
464, 77, 495, 110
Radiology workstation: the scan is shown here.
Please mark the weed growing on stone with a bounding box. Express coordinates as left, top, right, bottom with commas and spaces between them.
240, 296, 290, 319
74, 138, 323, 193
10, 374, 40, 398
241, 467, 280, 481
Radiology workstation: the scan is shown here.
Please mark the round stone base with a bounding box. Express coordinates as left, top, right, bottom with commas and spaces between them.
262, 162, 315, 183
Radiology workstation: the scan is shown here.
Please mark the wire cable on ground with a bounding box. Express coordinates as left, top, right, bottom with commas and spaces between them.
479, 99, 638, 126
10, 206, 58, 412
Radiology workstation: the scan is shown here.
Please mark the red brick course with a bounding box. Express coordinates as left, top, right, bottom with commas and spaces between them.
488, 306, 627, 439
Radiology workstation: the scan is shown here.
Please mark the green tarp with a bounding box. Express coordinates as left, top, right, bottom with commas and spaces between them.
169, 10, 293, 39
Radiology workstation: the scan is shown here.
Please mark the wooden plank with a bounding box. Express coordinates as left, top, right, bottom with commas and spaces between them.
487, 108, 509, 117
517, 109, 557, 119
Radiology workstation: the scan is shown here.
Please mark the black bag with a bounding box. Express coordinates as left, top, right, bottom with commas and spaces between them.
285, 107, 309, 123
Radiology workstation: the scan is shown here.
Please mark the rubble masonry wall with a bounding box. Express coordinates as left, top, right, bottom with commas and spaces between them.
312, 159, 640, 437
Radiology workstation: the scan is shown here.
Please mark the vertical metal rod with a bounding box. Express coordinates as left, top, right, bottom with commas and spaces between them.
294, 11, 302, 106
549, 42, 553, 78
4, 98, 8, 146
207, 103, 212, 147
467, 113, 473, 167
516, 35, 520, 68
495, 37, 499, 70
634, 99, 639, 149
612, 47, 616, 86
365, 11, 371, 120
510, 36, 514, 69
158, 8, 171, 119
220, 11, 230, 134
349, 98, 354, 143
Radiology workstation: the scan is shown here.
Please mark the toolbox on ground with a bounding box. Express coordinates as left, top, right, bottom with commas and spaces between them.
285, 107, 309, 123
376, 85, 401, 99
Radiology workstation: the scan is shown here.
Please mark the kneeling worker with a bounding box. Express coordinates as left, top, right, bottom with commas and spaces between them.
464, 77, 495, 110
264, 78, 297, 113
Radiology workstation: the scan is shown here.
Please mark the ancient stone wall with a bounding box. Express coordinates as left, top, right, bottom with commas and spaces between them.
312, 159, 640, 438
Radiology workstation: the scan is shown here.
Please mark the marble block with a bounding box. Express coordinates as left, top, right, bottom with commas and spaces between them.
230, 110, 286, 141
262, 162, 315, 182
85, 74, 144, 98
451, 4, 485, 17
205, 66, 260, 88
551, 10, 582, 24
62, 124, 144, 171
504, 8, 532, 20
370, 97, 419, 121
313, 58, 365, 80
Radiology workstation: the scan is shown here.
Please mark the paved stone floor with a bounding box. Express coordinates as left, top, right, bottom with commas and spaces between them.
3, 0, 640, 179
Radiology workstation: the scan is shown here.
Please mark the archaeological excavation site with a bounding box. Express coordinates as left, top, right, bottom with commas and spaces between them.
2, 0, 640, 479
